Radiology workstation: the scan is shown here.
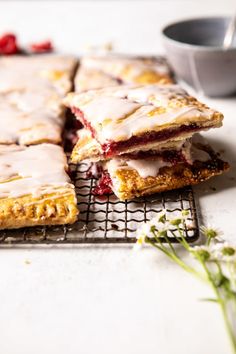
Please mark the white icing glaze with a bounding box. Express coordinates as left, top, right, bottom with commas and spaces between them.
81, 96, 141, 126
0, 144, 74, 199
105, 134, 212, 180
126, 159, 171, 178
114, 84, 186, 104
0, 94, 63, 144
7, 90, 62, 115
0, 55, 76, 95
75, 68, 119, 92
67, 84, 217, 144
106, 157, 171, 179
102, 106, 201, 142
75, 55, 171, 91
81, 55, 170, 80
0, 55, 76, 144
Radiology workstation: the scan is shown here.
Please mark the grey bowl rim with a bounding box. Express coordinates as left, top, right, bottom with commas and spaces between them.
162, 16, 236, 53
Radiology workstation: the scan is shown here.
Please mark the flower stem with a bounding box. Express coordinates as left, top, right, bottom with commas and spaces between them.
206, 236, 212, 246
148, 239, 204, 281
177, 225, 191, 250
200, 259, 236, 354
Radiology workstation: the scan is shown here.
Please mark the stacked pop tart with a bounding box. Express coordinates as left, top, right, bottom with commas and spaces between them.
64, 54, 229, 200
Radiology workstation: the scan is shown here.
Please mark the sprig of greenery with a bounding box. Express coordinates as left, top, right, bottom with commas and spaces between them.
136, 209, 236, 354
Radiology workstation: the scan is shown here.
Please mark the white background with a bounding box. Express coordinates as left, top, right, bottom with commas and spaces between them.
0, 1, 236, 354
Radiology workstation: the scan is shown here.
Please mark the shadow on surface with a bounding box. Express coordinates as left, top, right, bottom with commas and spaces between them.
195, 136, 236, 195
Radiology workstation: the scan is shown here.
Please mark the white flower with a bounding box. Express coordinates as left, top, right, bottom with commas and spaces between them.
137, 233, 146, 244
200, 225, 223, 242
134, 232, 147, 251
167, 210, 191, 229
133, 238, 144, 251
212, 243, 236, 262
141, 222, 151, 236
190, 245, 212, 261
149, 217, 169, 236
135, 209, 169, 248
135, 223, 150, 250
190, 243, 236, 263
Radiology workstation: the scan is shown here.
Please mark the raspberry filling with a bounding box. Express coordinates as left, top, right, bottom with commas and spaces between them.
101, 124, 200, 158
93, 171, 113, 195
71, 107, 96, 137
71, 106, 208, 158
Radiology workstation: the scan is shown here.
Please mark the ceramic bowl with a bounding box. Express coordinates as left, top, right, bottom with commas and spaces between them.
162, 17, 236, 97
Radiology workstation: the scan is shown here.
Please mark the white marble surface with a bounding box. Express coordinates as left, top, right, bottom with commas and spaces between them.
0, 1, 236, 354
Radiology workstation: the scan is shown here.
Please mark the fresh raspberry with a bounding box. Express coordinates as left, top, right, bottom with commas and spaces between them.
0, 33, 19, 55
30, 40, 53, 53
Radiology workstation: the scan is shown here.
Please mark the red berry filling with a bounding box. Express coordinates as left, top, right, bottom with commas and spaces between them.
0, 33, 19, 55
71, 107, 96, 138
101, 124, 201, 158
71, 106, 216, 159
93, 172, 113, 196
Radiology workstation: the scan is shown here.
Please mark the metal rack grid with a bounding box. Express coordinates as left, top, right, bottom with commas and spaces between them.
0, 160, 199, 245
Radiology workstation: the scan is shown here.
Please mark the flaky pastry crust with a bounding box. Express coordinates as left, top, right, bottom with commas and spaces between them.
111, 159, 229, 200
102, 139, 230, 200
70, 129, 102, 163
0, 192, 78, 229
0, 144, 79, 229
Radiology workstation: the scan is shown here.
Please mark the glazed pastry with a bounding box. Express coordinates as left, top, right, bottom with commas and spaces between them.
0, 55, 77, 94
75, 54, 173, 91
64, 84, 223, 159
95, 135, 229, 200
0, 144, 78, 229
0, 55, 77, 145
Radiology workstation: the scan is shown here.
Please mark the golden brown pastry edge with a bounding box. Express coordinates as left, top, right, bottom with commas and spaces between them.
0, 191, 78, 230
110, 158, 230, 200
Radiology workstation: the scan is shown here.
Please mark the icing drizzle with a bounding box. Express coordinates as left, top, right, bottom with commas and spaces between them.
106, 157, 171, 179
0, 144, 74, 199
75, 55, 172, 91
105, 137, 211, 179
66, 84, 221, 144
0, 55, 76, 144
80, 55, 171, 82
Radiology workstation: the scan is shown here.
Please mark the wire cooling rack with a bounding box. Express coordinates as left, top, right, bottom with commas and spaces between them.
0, 56, 199, 246
0, 160, 199, 245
